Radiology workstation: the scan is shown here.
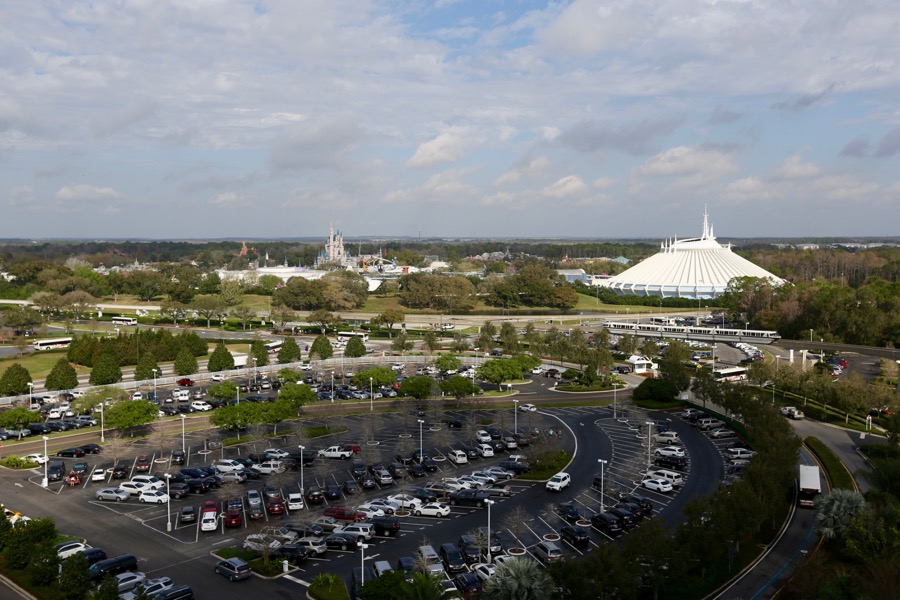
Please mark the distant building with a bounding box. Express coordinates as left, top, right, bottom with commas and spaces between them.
556, 269, 588, 284
316, 223, 355, 268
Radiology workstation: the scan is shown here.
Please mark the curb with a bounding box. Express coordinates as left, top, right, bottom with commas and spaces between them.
0, 573, 37, 600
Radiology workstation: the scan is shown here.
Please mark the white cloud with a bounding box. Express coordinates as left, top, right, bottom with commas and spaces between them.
209, 192, 246, 206
773, 154, 821, 180
494, 156, 549, 185
593, 176, 616, 190
722, 176, 774, 203
55, 184, 121, 201
406, 129, 468, 168
810, 175, 878, 201
384, 170, 476, 204
637, 146, 738, 188
543, 175, 587, 198
8, 185, 36, 207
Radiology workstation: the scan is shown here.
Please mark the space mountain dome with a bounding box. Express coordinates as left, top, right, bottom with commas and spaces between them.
602, 211, 784, 300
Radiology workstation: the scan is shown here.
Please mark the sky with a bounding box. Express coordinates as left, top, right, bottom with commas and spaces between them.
2, 0, 900, 240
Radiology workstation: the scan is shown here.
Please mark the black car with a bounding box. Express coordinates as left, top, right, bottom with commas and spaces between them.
275, 544, 309, 563
591, 512, 623, 536
457, 535, 482, 563
169, 483, 191, 499
159, 405, 178, 416
343, 480, 360, 495
555, 502, 582, 523
366, 515, 400, 537
359, 476, 377, 490
171, 450, 186, 465
609, 507, 635, 528
45, 421, 69, 433
351, 462, 367, 478
77, 443, 102, 454
486, 427, 502, 440
620, 494, 653, 517
88, 554, 138, 582
110, 464, 129, 479
560, 525, 590, 548
409, 487, 438, 503
56, 447, 85, 458
180, 506, 196, 523
498, 460, 531, 474
263, 485, 281, 500
324, 533, 359, 551
616, 502, 644, 522
325, 484, 342, 500
78, 547, 108, 566
306, 487, 325, 504
654, 455, 687, 471
180, 468, 205, 479
388, 462, 407, 479
488, 439, 506, 452
71, 461, 89, 475
459, 445, 479, 460
454, 572, 482, 595
422, 457, 438, 472
448, 489, 490, 507
283, 520, 325, 538
407, 463, 426, 478
446, 419, 464, 429
242, 467, 262, 480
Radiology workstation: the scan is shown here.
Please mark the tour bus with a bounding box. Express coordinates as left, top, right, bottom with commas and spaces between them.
111, 316, 138, 326
713, 367, 748, 382
265, 340, 283, 355
798, 465, 822, 507
32, 337, 73, 351
337, 331, 369, 343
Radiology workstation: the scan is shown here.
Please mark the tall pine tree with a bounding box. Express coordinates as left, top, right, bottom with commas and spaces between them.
174, 347, 198, 376
0, 363, 33, 396
44, 357, 78, 391
250, 339, 270, 366
89, 350, 122, 385
277, 337, 302, 364
207, 343, 235, 372
134, 351, 159, 382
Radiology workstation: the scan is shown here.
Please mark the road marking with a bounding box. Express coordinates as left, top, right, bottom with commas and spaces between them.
283, 574, 311, 586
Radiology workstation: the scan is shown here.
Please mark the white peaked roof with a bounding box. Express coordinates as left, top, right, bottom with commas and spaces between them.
604, 211, 784, 299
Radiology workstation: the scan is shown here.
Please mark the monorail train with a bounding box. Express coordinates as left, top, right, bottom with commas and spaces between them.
603, 321, 780, 345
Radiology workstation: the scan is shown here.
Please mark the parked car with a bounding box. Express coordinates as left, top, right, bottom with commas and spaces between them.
560, 524, 591, 548
215, 557, 252, 581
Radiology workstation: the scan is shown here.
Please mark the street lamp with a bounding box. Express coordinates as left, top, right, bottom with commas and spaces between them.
773, 355, 782, 404
27, 382, 33, 407
485, 499, 495, 563
369, 377, 374, 412
42, 436, 49, 488
165, 474, 172, 531
645, 422, 654, 470
612, 382, 619, 420
360, 542, 370, 586
417, 419, 424, 459
180, 414, 186, 453
298, 445, 305, 495
809, 329, 813, 343
152, 368, 158, 402
331, 372, 335, 403
99, 403, 105, 443
513, 399, 519, 434
252, 357, 257, 384
474, 348, 480, 384
598, 459, 608, 512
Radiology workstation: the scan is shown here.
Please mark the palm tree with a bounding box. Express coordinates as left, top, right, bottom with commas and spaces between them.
397, 572, 444, 600
483, 557, 554, 600
814, 488, 866, 540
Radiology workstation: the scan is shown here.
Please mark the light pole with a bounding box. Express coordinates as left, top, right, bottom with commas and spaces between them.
485, 499, 495, 563
513, 399, 519, 434
474, 348, 479, 384
252, 357, 257, 384
42, 436, 49, 488
180, 414, 186, 453
331, 372, 334, 401
809, 329, 813, 343
99, 403, 105, 443
645, 422, 654, 470
598, 459, 608, 512
612, 382, 619, 420
369, 377, 373, 412
773, 355, 782, 404
27, 382, 33, 407
165, 474, 172, 531
152, 368, 158, 402
298, 445, 305, 495
417, 419, 424, 459
360, 542, 369, 586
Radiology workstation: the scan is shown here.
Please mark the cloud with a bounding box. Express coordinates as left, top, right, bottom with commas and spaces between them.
494, 156, 549, 185
773, 154, 821, 180
875, 127, 900, 157
209, 192, 249, 206
8, 185, 36, 207
840, 137, 870, 157
268, 119, 363, 172
709, 105, 741, 125
810, 175, 878, 201
558, 118, 681, 156
55, 184, 121, 201
722, 176, 773, 203
772, 82, 840, 111
283, 189, 356, 211
384, 169, 477, 204
406, 129, 467, 168
542, 175, 587, 198
637, 146, 738, 187
90, 100, 158, 137
593, 176, 616, 190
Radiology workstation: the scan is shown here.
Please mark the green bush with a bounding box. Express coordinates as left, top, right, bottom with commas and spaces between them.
520, 450, 572, 481
0, 456, 39, 469
309, 573, 350, 600
214, 547, 259, 561
805, 436, 856, 490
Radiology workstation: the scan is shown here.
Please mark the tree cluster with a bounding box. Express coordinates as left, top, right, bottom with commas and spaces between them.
66, 329, 207, 368
272, 271, 368, 311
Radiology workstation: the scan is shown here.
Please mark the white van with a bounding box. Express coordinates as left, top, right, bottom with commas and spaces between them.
648, 469, 683, 487
417, 545, 444, 575
447, 450, 468, 464
173, 389, 190, 402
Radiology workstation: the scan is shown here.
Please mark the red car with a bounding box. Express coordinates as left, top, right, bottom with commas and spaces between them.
134, 456, 152, 471
341, 444, 361, 454
224, 509, 242, 528
176, 378, 195, 387
267, 497, 285, 515
323, 506, 366, 522
202, 499, 218, 515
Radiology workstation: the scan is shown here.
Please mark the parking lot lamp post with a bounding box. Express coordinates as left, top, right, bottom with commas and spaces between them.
180, 414, 186, 453
252, 358, 257, 384
612, 382, 619, 420
485, 499, 495, 563
598, 459, 608, 512
99, 403, 105, 443
513, 399, 519, 434
474, 348, 479, 384
165, 474, 172, 532
298, 445, 305, 495
417, 419, 424, 459
152, 368, 158, 402
27, 382, 33, 407
369, 378, 373, 412
41, 436, 49, 488
330, 372, 334, 398
360, 543, 369, 585
646, 422, 654, 470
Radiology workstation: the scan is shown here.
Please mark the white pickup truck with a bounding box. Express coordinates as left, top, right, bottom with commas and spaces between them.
780, 406, 805, 420
317, 446, 353, 459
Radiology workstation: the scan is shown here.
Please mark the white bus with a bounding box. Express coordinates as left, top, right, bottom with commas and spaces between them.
337, 331, 369, 343
798, 465, 821, 507
713, 367, 748, 382
111, 316, 138, 326
265, 340, 283, 355
32, 337, 73, 351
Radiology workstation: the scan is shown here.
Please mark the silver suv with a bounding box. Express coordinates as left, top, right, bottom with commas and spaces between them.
533, 541, 564, 564
334, 523, 374, 541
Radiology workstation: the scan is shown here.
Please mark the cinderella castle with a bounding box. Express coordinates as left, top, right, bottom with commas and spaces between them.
314, 223, 356, 269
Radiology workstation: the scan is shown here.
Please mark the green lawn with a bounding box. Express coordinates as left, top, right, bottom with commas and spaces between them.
0, 350, 91, 381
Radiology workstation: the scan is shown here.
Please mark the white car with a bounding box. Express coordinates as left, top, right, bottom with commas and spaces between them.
457, 476, 483, 489
414, 502, 451, 517
356, 505, 385, 519
519, 403, 538, 411
438, 478, 470, 491
210, 373, 225, 381
287, 493, 304, 510
263, 448, 290, 459
56, 541, 90, 559
214, 459, 245, 473
138, 490, 170, 504
131, 392, 143, 401
121, 577, 173, 600
476, 444, 494, 458
726, 448, 756, 460
24, 453, 49, 465
654, 446, 686, 458
475, 430, 492, 443
243, 534, 283, 552
531, 367, 543, 374
131, 475, 166, 490
190, 400, 212, 412
653, 431, 681, 444
472, 563, 496, 581
115, 571, 147, 593
247, 489, 262, 507
710, 428, 735, 439
255, 461, 286, 474
387, 494, 423, 509
118, 481, 149, 496
447, 450, 468, 464
546, 472, 571, 492
90, 468, 107, 482
641, 477, 674, 493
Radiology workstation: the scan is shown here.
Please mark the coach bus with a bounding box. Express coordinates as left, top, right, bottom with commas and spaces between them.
798, 465, 822, 507
337, 331, 369, 343
713, 367, 748, 382
111, 316, 138, 326
265, 340, 283, 355
32, 337, 73, 351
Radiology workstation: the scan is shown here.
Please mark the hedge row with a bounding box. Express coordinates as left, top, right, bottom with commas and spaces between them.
804, 436, 857, 491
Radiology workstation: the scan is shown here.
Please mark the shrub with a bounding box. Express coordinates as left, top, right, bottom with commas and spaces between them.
0, 456, 39, 469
